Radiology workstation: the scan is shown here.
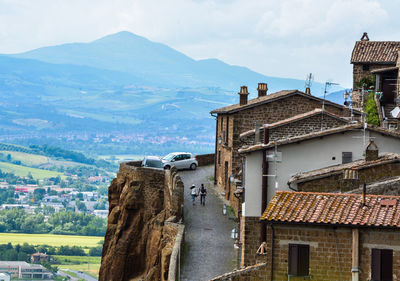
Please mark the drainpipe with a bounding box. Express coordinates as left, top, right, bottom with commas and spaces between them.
211, 113, 218, 184
352, 228, 359, 281
260, 125, 269, 243
270, 224, 275, 281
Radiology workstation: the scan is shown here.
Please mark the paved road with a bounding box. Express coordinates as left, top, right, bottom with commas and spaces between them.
180, 165, 238, 281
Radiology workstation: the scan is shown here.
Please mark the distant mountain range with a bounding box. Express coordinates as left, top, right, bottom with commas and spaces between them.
0, 31, 343, 155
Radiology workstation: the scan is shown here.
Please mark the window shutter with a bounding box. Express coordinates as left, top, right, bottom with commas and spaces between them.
371, 249, 381, 281
342, 152, 353, 164
298, 245, 310, 276
288, 244, 298, 275
381, 249, 393, 281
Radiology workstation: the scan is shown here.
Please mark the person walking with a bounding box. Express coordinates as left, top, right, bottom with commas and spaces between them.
190, 184, 197, 205
199, 184, 207, 206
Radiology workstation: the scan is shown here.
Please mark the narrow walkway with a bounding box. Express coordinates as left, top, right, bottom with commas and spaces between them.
180, 166, 238, 281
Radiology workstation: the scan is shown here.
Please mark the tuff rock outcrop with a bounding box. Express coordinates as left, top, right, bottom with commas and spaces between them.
99, 162, 184, 281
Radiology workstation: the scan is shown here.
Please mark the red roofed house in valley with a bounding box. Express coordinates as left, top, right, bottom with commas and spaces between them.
351, 32, 400, 128
259, 191, 400, 281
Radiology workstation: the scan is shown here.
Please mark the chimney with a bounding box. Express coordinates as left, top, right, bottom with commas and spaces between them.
305, 87, 311, 95
362, 183, 366, 206
360, 32, 369, 41
257, 83, 268, 98
365, 140, 379, 161
238, 86, 249, 105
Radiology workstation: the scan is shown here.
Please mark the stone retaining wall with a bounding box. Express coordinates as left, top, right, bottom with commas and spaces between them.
196, 153, 215, 166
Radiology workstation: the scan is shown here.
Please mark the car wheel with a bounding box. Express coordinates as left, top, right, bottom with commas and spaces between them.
190, 163, 197, 170
164, 165, 171, 170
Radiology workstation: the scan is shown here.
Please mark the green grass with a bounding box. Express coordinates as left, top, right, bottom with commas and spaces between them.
0, 150, 49, 166
0, 162, 64, 179
54, 255, 101, 264
0, 233, 103, 247
59, 263, 100, 278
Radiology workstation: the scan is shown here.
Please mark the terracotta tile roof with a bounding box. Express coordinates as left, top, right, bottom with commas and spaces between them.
239, 108, 350, 139
351, 41, 400, 64
210, 90, 351, 114
288, 153, 400, 184
239, 125, 400, 154
261, 191, 400, 228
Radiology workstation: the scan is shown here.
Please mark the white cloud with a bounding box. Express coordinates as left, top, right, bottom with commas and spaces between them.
0, 0, 398, 87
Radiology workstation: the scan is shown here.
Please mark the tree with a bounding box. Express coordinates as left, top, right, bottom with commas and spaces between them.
365, 92, 380, 126
33, 188, 46, 202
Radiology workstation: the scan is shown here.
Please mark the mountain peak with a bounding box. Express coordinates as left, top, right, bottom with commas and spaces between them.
93, 31, 148, 44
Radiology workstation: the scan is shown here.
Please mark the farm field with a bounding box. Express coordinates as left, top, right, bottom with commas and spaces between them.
0, 162, 64, 179
54, 255, 101, 264
0, 150, 49, 166
0, 233, 103, 247
59, 263, 101, 278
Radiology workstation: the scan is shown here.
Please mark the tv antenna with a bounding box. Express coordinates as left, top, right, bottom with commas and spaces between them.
321, 81, 339, 130
305, 73, 314, 89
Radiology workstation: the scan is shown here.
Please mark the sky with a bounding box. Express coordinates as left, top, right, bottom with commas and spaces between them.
1, 0, 400, 87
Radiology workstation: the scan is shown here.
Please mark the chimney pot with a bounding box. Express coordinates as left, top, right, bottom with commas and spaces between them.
365, 140, 379, 161
305, 87, 311, 95
238, 86, 249, 105
362, 183, 366, 206
257, 83, 268, 97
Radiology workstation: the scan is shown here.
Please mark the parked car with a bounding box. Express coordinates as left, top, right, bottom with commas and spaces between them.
162, 152, 198, 170
142, 156, 164, 169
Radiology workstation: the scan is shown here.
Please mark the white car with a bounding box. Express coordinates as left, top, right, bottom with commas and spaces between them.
162, 152, 198, 170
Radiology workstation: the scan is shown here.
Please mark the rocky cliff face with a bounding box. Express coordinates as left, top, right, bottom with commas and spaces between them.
99, 163, 184, 281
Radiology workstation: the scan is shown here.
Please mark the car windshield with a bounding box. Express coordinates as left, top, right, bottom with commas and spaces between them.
145, 159, 163, 168
162, 153, 176, 161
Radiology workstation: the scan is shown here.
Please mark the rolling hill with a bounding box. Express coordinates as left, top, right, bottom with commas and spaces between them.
0, 31, 343, 155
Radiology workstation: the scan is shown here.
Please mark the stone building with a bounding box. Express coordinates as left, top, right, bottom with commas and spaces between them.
260, 191, 400, 281
289, 148, 400, 195
210, 84, 357, 212
351, 32, 400, 126
238, 124, 400, 266
30, 253, 52, 264
211, 191, 400, 281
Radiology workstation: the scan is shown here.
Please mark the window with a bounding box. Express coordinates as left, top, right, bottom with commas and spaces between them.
218, 151, 221, 165
225, 116, 229, 144
288, 244, 309, 276
342, 152, 352, 164
371, 248, 393, 281
363, 64, 370, 71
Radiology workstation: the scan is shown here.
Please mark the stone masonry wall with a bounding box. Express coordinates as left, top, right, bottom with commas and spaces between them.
353, 63, 391, 90
240, 113, 349, 146
297, 161, 400, 193
196, 153, 215, 166
261, 224, 400, 281
216, 94, 353, 213
240, 216, 265, 267
99, 164, 184, 281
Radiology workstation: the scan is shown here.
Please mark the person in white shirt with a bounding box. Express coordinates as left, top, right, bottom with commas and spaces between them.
190, 184, 197, 205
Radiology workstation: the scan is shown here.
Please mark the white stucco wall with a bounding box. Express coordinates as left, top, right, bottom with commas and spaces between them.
242, 151, 263, 217
243, 128, 400, 217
